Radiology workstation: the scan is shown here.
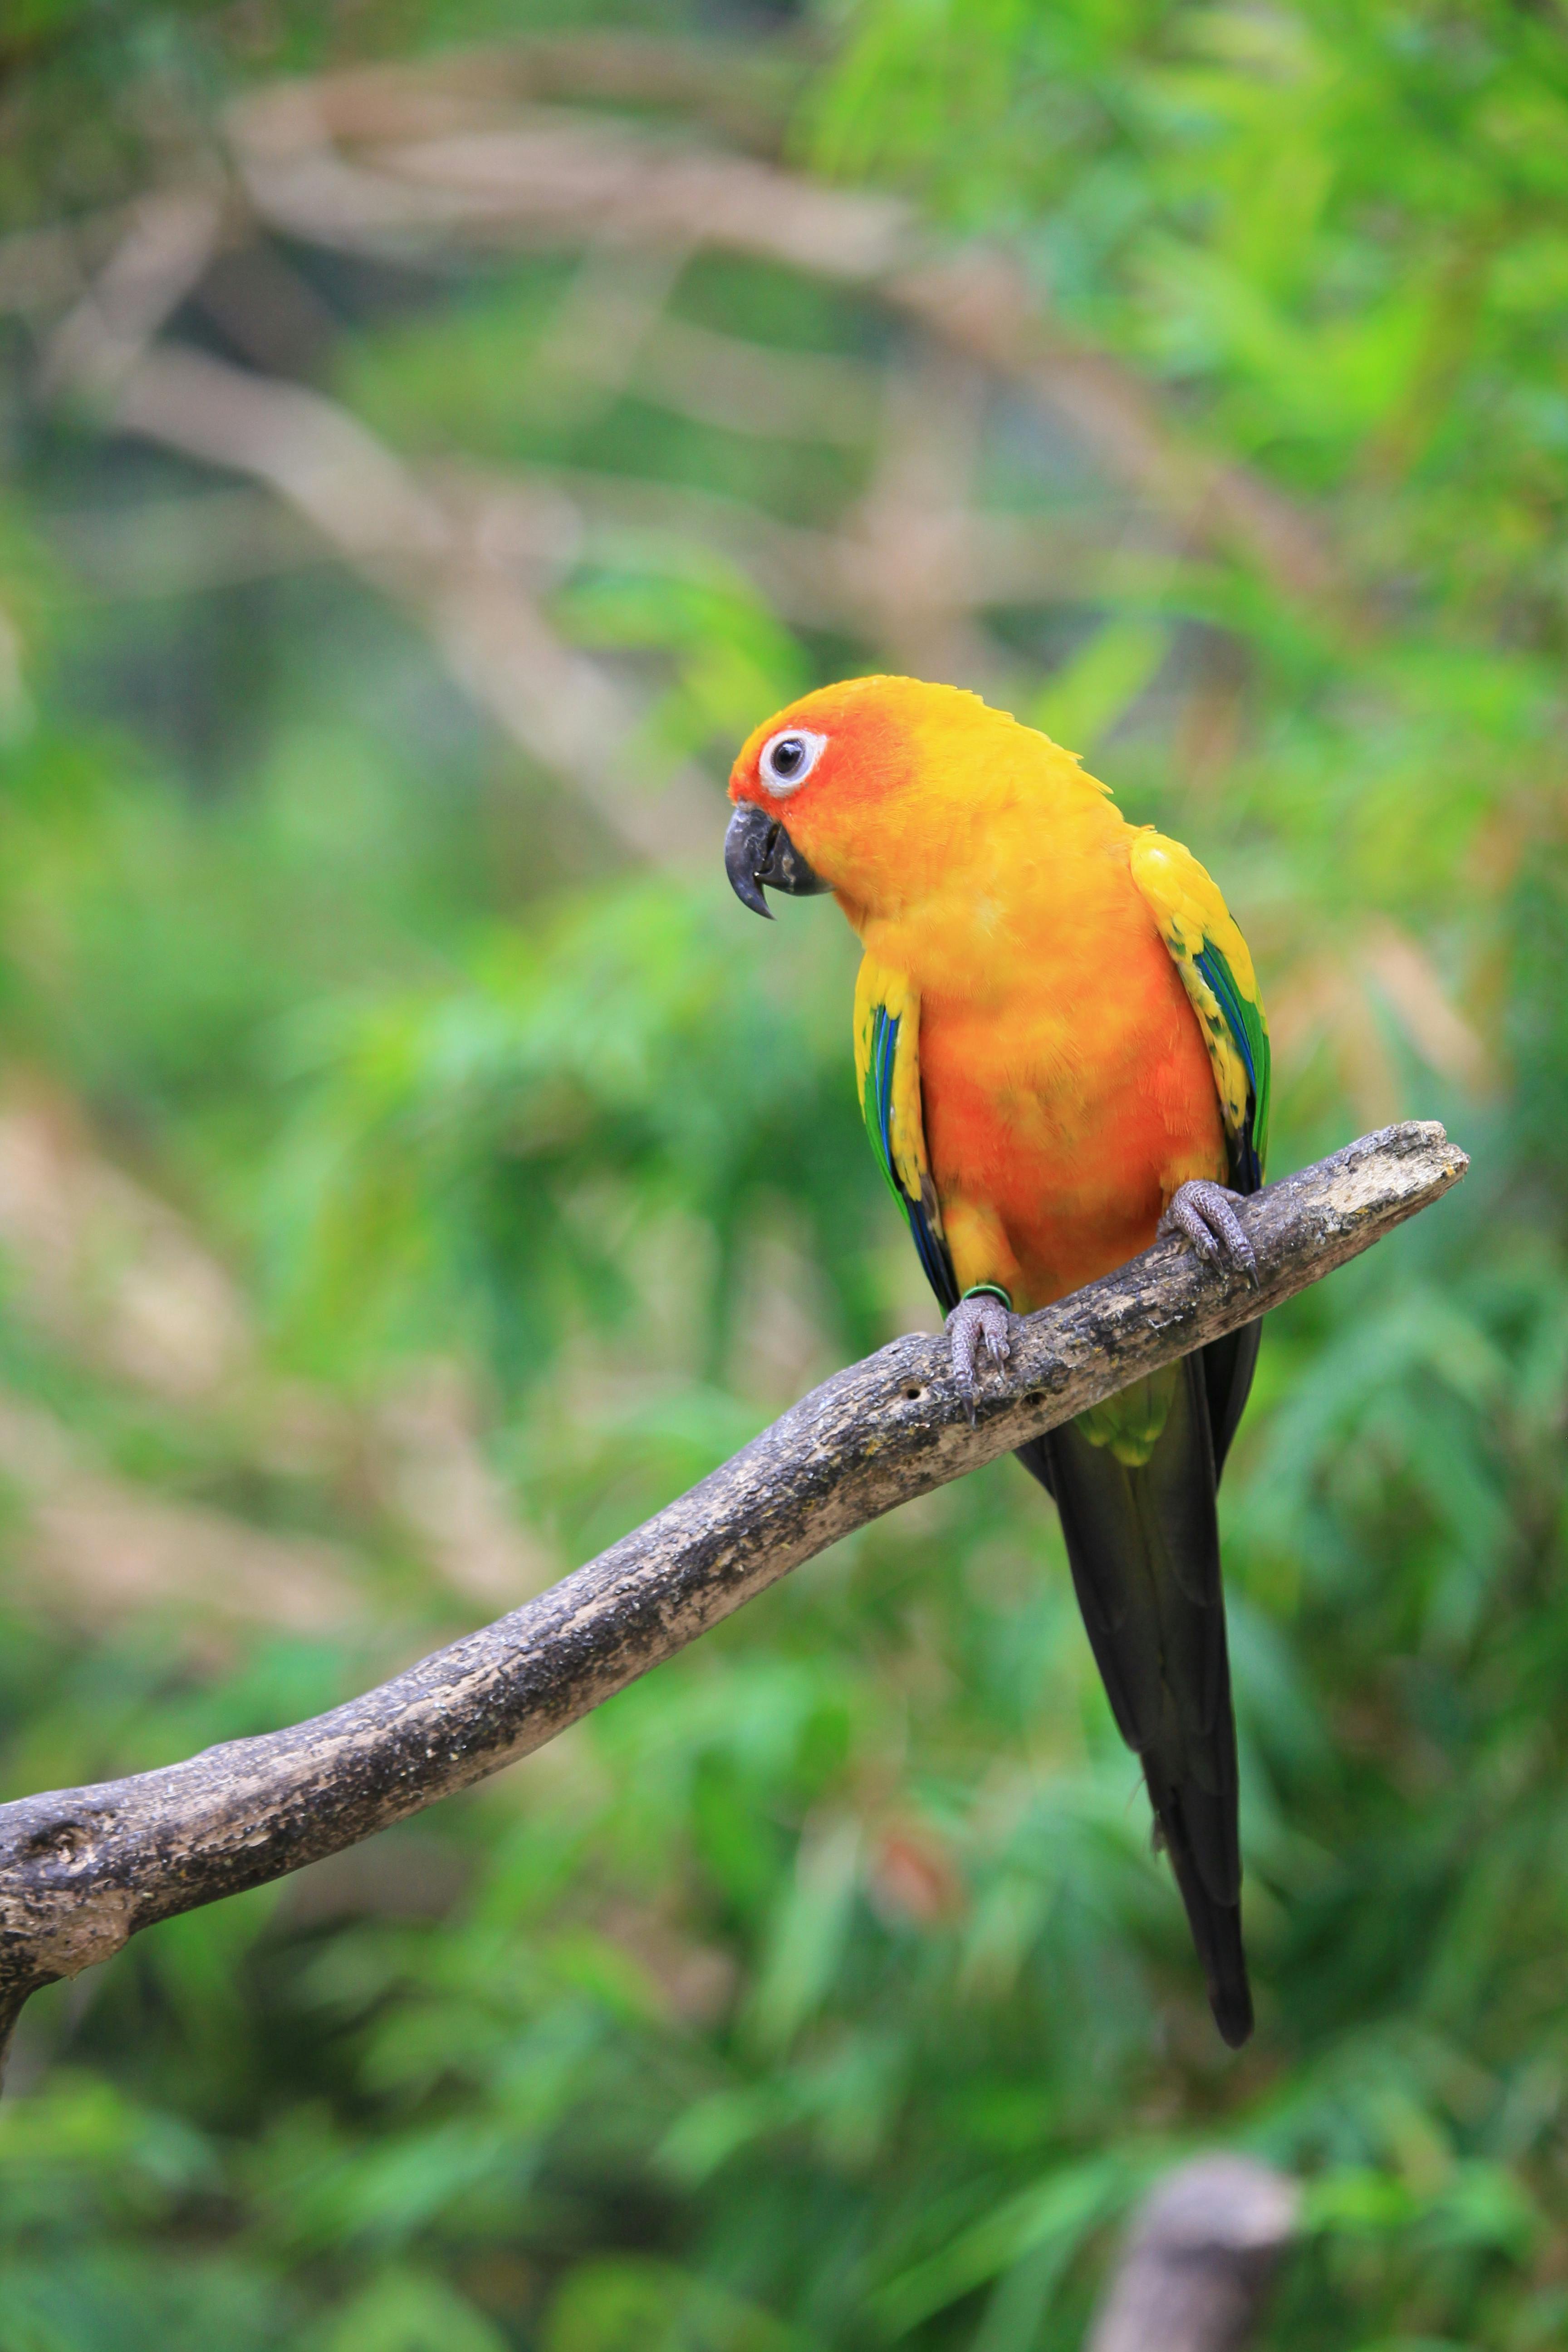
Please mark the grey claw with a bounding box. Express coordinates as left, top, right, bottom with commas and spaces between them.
1158, 1180, 1259, 1285
945, 1293, 1013, 1420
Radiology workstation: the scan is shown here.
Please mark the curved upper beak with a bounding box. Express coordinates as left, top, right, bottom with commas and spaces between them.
724, 802, 832, 919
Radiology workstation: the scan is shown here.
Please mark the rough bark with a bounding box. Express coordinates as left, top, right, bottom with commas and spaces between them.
0, 1122, 1465, 2066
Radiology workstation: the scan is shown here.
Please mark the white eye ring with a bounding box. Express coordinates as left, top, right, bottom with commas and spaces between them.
758, 727, 827, 796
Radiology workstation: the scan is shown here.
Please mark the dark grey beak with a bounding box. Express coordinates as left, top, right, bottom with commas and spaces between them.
724, 802, 832, 919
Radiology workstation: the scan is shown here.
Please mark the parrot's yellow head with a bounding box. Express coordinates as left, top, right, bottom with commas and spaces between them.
724, 673, 1105, 925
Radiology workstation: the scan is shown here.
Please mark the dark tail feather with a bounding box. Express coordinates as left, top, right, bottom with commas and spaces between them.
1202, 1315, 1263, 1480
1018, 1347, 1254, 2048
1144, 1758, 1254, 2048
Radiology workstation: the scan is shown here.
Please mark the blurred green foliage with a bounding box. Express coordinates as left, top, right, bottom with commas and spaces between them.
1, 1, 1567, 2347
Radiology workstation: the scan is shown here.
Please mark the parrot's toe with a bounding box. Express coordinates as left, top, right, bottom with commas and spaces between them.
945, 1291, 1013, 1422
1159, 1179, 1259, 1284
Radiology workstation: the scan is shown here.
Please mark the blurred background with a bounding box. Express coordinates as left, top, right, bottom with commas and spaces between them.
0, 0, 1564, 2344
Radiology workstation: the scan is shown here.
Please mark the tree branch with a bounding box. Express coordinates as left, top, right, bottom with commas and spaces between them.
1087, 2156, 1301, 2352
0, 1123, 1465, 2068
222, 67, 1343, 606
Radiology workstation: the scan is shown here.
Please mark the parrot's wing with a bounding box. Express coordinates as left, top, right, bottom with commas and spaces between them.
1127, 828, 1268, 1475
854, 955, 960, 1314
1129, 831, 1270, 1193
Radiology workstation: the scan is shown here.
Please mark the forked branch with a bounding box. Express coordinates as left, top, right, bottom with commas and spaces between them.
0, 1123, 1466, 2067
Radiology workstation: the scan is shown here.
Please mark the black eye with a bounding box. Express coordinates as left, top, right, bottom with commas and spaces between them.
758, 727, 825, 792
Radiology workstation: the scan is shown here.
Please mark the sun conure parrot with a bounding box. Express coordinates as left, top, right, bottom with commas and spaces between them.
724, 675, 1269, 2048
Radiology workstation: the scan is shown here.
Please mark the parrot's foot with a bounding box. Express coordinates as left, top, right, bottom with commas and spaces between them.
945, 1291, 1012, 1422
1159, 1180, 1259, 1284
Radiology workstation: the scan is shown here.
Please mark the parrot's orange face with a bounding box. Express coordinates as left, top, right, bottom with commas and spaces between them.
724, 674, 1019, 923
